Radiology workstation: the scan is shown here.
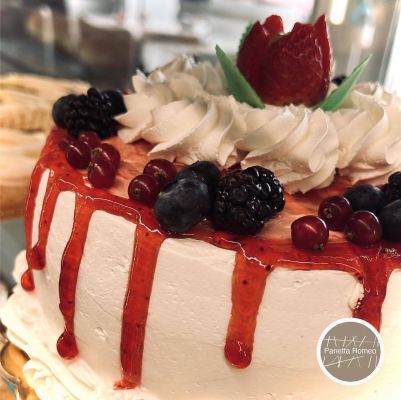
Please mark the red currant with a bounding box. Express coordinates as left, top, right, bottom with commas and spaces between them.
143, 159, 177, 186
78, 131, 101, 149
291, 215, 329, 251
128, 175, 161, 205
344, 211, 383, 247
92, 143, 120, 169
88, 159, 116, 188
318, 196, 353, 231
58, 135, 76, 150
65, 141, 91, 169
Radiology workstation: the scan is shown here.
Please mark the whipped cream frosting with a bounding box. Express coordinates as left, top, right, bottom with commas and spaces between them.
239, 105, 339, 193
1, 251, 159, 400
118, 57, 401, 193
331, 83, 401, 185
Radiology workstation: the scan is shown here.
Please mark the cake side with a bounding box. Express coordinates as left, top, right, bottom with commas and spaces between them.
2, 151, 401, 399
2, 127, 399, 399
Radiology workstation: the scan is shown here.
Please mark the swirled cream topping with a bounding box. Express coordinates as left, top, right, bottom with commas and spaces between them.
118, 57, 401, 193
239, 105, 339, 193
143, 94, 247, 168
331, 83, 401, 184
116, 55, 227, 143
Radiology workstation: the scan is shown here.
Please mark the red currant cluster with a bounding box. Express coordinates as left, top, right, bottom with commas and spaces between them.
59, 131, 120, 188
291, 191, 384, 251
128, 159, 177, 205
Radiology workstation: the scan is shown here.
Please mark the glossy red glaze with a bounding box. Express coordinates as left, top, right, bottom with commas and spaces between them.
23, 128, 401, 389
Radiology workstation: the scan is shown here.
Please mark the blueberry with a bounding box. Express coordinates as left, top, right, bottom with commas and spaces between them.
101, 89, 127, 116
344, 184, 385, 214
176, 161, 220, 189
155, 178, 210, 233
379, 200, 401, 241
52, 94, 77, 128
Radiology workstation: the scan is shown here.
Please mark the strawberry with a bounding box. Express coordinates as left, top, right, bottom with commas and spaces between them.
262, 15, 284, 36
237, 15, 332, 106
237, 22, 269, 94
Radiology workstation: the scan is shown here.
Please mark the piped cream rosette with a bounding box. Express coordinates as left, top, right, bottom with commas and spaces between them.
118, 57, 401, 193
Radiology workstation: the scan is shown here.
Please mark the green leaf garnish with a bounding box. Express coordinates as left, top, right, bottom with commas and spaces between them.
319, 55, 371, 111
215, 45, 264, 109
238, 21, 254, 54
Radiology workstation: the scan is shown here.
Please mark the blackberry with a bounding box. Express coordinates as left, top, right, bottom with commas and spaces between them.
382, 171, 401, 204
63, 88, 121, 139
212, 166, 285, 235
52, 94, 77, 128
102, 89, 127, 116
332, 74, 347, 86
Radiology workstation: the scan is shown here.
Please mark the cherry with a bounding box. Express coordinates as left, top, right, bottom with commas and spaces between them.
344, 211, 383, 247
92, 143, 120, 169
58, 135, 76, 150
128, 174, 161, 205
143, 159, 177, 186
78, 131, 101, 149
291, 215, 329, 251
318, 196, 353, 231
87, 159, 116, 188
65, 141, 91, 169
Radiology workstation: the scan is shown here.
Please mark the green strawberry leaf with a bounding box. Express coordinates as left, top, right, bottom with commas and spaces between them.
215, 45, 264, 109
238, 21, 254, 54
319, 55, 371, 111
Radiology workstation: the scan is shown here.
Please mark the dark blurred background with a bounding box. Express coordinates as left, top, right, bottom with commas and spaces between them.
1, 0, 400, 91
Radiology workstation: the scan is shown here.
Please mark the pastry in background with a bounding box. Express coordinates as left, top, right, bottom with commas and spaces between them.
0, 74, 88, 219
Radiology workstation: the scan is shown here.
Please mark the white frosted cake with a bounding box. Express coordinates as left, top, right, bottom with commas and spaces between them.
1, 14, 401, 400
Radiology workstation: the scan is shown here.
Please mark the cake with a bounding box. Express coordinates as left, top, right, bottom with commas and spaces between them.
1, 15, 401, 400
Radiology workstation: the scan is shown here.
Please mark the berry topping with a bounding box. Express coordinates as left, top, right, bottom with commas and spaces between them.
52, 94, 77, 128
382, 171, 401, 204
101, 89, 127, 116
65, 141, 91, 169
176, 161, 221, 191
318, 195, 353, 231
143, 159, 177, 187
92, 143, 120, 169
78, 131, 101, 150
291, 216, 329, 251
379, 200, 401, 242
344, 184, 385, 214
211, 167, 284, 235
58, 135, 76, 150
61, 88, 119, 139
128, 175, 161, 205
344, 211, 383, 247
155, 178, 210, 233
88, 159, 116, 189
237, 14, 331, 106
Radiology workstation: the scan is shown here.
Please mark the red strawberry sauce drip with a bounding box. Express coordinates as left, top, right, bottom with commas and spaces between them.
23, 129, 401, 389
